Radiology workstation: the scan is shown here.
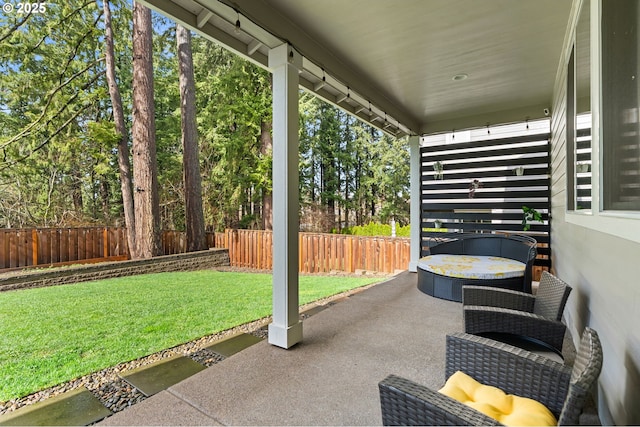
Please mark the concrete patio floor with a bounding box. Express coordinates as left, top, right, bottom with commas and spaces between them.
98, 271, 585, 426
97, 271, 457, 425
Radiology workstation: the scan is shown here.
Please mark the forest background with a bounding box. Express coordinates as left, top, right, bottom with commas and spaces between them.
0, 1, 410, 241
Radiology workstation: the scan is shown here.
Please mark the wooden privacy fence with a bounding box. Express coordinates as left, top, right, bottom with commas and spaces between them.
1, 227, 410, 274
223, 229, 410, 274
2, 228, 549, 278
0, 227, 129, 270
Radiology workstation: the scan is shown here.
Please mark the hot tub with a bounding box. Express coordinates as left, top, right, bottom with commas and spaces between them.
417, 233, 537, 302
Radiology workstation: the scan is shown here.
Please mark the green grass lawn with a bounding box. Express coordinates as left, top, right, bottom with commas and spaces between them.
0, 270, 383, 402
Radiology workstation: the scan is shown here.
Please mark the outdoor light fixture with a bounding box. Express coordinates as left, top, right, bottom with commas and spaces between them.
314, 69, 327, 91
299, 59, 412, 137
452, 73, 468, 81
234, 9, 241, 34
205, 0, 411, 138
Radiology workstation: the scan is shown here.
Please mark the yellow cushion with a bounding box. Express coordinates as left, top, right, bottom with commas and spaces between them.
438, 371, 557, 426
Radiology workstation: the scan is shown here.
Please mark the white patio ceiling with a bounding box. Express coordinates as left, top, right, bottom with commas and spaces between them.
140, 0, 573, 136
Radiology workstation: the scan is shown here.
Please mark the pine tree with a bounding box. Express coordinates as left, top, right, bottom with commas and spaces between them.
102, 0, 136, 253
176, 24, 206, 251
131, 1, 160, 258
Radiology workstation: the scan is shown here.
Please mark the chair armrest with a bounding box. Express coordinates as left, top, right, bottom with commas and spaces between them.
445, 332, 571, 417
378, 375, 502, 426
463, 306, 568, 353
462, 286, 535, 312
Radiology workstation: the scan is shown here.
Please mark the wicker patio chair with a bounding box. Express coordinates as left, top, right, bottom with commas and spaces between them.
462, 271, 572, 353
379, 328, 602, 426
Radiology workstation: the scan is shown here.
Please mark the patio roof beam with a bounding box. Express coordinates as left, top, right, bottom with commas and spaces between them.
138, 0, 416, 138
297, 72, 411, 137
231, 0, 421, 134
196, 9, 213, 28
247, 39, 263, 56
313, 79, 326, 92
336, 92, 349, 104
139, 0, 271, 70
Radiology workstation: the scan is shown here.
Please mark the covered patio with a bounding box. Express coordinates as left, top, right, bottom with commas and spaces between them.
98, 272, 589, 426
128, 0, 638, 424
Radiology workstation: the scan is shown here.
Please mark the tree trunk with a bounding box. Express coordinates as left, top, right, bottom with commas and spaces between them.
71, 166, 83, 214
343, 172, 349, 228
260, 119, 273, 230
327, 198, 335, 231
102, 0, 136, 254
176, 24, 207, 251
131, 1, 161, 258
100, 179, 110, 222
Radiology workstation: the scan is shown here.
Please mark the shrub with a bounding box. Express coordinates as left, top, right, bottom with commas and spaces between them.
340, 221, 410, 237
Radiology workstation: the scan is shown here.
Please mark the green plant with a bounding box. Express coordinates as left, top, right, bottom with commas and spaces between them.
340, 221, 410, 237
433, 161, 444, 180
522, 206, 543, 231
468, 179, 483, 198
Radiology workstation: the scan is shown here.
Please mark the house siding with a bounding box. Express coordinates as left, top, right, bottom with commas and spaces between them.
551, 1, 640, 425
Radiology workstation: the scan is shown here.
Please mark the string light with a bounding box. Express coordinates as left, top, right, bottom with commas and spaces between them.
234, 9, 241, 34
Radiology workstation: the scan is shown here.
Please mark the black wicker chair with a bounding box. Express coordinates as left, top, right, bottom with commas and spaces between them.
379, 328, 602, 426
462, 271, 572, 353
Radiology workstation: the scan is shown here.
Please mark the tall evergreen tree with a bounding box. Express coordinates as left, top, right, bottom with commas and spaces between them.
192, 40, 271, 231
0, 1, 117, 226
102, 0, 136, 253
176, 24, 206, 251
131, 1, 160, 258
0, 5, 410, 235
260, 118, 273, 230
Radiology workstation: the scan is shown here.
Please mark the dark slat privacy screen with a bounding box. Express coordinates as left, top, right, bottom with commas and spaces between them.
421, 125, 551, 269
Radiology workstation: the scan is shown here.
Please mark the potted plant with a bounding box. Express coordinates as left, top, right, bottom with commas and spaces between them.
577, 162, 590, 173
433, 161, 444, 180
468, 179, 483, 198
521, 206, 543, 231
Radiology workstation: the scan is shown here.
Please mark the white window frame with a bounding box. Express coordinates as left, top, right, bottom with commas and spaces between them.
566, 0, 640, 244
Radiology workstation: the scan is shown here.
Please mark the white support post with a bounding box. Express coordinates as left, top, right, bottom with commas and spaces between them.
409, 135, 421, 272
268, 43, 303, 349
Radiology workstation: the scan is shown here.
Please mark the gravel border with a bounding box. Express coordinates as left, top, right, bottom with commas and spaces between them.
0, 276, 382, 418
0, 317, 268, 416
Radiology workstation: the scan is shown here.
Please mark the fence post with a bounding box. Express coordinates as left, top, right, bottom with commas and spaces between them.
103, 228, 109, 257
298, 232, 303, 273
32, 229, 38, 266
346, 236, 353, 273
257, 230, 262, 269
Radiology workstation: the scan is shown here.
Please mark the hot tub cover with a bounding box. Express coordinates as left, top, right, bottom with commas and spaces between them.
418, 255, 525, 280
